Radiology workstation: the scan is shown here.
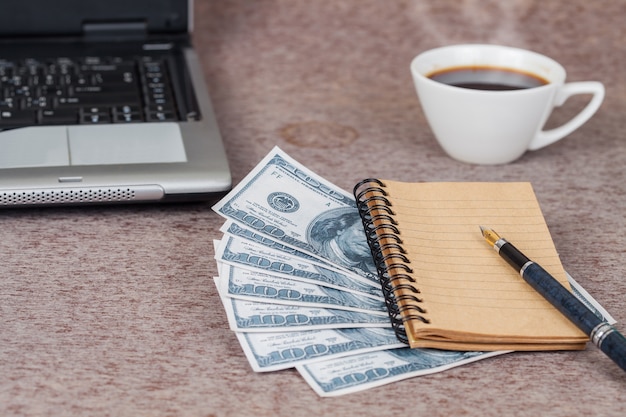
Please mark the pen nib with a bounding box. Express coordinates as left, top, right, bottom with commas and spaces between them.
479, 226, 501, 247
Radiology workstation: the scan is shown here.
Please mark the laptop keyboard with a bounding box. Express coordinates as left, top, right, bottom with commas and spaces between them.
0, 56, 179, 129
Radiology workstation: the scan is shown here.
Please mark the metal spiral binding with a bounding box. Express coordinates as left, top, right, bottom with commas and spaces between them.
353, 178, 429, 344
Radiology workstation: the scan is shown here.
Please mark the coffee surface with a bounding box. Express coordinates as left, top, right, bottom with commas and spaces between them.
428, 66, 549, 90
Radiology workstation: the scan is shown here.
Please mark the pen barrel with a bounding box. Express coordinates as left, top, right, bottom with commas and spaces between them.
524, 262, 626, 372
598, 330, 626, 372
522, 262, 602, 336
496, 240, 626, 372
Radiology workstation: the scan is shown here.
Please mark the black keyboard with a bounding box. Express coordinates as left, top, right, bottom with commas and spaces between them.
0, 55, 180, 129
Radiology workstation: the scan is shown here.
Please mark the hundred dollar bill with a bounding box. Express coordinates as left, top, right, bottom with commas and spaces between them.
296, 272, 614, 396
296, 348, 506, 396
236, 327, 406, 372
566, 272, 616, 324
215, 235, 381, 297
220, 220, 339, 272
212, 146, 377, 280
218, 264, 388, 316
214, 278, 390, 332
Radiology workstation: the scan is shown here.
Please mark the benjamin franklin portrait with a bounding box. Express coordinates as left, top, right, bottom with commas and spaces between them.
307, 207, 377, 277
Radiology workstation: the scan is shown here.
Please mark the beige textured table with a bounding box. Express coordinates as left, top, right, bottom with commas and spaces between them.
1, 1, 625, 416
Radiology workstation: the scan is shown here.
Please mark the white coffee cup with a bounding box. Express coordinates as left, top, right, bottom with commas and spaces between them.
410, 44, 605, 164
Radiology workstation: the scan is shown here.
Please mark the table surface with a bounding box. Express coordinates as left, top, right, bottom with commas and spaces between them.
2, 1, 625, 416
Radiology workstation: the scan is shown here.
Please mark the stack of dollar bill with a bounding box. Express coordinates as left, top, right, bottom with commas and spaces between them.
211, 147, 614, 396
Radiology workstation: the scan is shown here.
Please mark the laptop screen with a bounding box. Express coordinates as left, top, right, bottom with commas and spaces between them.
0, 0, 189, 36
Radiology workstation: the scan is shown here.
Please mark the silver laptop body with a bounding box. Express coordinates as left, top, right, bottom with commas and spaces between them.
0, 0, 231, 207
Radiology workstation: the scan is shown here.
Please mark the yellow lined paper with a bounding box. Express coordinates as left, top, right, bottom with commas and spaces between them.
369, 181, 587, 351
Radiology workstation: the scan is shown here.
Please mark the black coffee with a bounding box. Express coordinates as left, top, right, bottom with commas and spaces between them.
427, 66, 549, 91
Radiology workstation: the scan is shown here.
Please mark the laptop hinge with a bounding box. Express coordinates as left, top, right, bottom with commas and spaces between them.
82, 21, 148, 41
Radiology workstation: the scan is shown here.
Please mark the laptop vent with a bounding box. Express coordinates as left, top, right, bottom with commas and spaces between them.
0, 186, 164, 206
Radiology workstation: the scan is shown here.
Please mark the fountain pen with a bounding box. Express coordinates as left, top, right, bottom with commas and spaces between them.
480, 226, 626, 372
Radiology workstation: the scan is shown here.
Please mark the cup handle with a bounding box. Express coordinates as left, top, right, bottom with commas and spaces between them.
528, 81, 605, 151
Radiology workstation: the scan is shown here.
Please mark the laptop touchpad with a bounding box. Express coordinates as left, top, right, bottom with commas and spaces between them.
0, 126, 70, 169
68, 123, 187, 166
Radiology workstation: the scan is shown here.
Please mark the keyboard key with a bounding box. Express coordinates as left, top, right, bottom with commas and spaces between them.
147, 110, 176, 122
39, 108, 79, 124
56, 93, 141, 108
147, 103, 175, 113
81, 111, 111, 124
72, 84, 139, 95
112, 105, 143, 122
0, 109, 37, 127
114, 112, 143, 123
114, 105, 141, 115
0, 97, 17, 109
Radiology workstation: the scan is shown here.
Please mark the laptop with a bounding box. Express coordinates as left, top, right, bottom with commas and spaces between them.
0, 0, 232, 207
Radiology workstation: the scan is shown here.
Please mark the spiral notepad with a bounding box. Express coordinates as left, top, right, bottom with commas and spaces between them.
353, 179, 587, 351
